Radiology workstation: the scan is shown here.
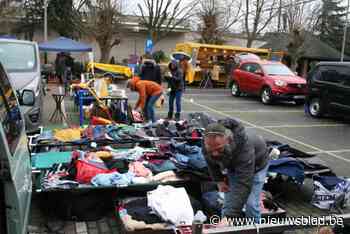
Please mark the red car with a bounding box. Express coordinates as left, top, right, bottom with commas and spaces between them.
231, 60, 307, 104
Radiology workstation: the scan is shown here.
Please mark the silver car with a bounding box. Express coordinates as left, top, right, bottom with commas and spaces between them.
0, 39, 43, 133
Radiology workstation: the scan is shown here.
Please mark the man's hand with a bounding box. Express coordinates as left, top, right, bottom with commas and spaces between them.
218, 181, 230, 192
133, 107, 141, 112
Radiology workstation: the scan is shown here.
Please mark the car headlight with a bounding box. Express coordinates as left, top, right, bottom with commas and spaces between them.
274, 80, 287, 87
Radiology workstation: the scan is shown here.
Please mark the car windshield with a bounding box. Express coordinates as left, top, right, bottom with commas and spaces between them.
262, 64, 295, 76
0, 42, 37, 73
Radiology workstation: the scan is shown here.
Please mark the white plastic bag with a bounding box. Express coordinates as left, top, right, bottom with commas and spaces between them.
311, 179, 350, 210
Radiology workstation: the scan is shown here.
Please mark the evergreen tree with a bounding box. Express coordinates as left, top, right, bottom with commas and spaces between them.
47, 0, 84, 38
317, 0, 347, 52
17, 0, 44, 40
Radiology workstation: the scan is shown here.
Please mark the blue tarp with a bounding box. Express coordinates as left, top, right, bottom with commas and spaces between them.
38, 37, 92, 52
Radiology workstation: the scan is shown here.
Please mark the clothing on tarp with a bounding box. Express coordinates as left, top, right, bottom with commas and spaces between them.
54, 128, 82, 142
147, 185, 194, 225
145, 160, 177, 174
91, 172, 134, 187
311, 176, 350, 210
108, 146, 158, 161
123, 198, 163, 224
128, 162, 152, 177
152, 171, 181, 182
171, 141, 207, 171
118, 209, 169, 231
268, 157, 305, 184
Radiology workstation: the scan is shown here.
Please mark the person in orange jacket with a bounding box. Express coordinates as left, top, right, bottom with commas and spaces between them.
127, 76, 163, 123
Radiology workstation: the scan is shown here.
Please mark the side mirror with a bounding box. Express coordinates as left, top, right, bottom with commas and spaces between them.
255, 70, 264, 76
21, 89, 35, 106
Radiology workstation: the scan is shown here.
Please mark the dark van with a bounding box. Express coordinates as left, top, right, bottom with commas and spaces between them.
306, 62, 350, 118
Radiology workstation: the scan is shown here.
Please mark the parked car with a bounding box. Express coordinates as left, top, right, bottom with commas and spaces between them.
0, 39, 43, 133
231, 60, 307, 104
306, 62, 350, 118
0, 61, 33, 234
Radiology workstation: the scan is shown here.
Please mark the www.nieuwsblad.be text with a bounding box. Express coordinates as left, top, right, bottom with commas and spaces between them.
209, 215, 344, 226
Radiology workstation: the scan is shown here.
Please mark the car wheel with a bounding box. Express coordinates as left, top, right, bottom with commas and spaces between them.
308, 98, 324, 118
231, 81, 241, 97
261, 87, 273, 104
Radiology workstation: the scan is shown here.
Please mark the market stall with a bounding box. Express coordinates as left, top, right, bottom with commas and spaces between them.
28, 113, 350, 233
38, 37, 93, 84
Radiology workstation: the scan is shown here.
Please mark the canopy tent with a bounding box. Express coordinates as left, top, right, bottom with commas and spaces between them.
38, 37, 92, 52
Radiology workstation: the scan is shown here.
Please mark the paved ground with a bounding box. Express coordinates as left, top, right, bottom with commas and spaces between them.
28, 82, 350, 234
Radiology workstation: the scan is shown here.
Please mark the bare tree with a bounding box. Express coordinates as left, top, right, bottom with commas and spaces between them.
137, 0, 196, 44
287, 28, 305, 71
197, 0, 242, 44
85, 0, 122, 63
244, 0, 279, 47
282, 0, 320, 33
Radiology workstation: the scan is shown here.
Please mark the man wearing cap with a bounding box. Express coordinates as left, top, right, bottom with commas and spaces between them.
203, 118, 269, 223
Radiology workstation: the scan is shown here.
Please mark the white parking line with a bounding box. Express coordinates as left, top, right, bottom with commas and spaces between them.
184, 100, 257, 104
222, 110, 303, 113
246, 124, 346, 128
307, 149, 350, 154
184, 98, 350, 163
184, 94, 229, 97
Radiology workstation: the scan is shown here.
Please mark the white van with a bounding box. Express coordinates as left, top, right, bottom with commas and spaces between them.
0, 39, 43, 133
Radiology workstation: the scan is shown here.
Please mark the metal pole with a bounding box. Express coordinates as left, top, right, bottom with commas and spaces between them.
341, 0, 350, 62
44, 0, 47, 42
44, 0, 48, 64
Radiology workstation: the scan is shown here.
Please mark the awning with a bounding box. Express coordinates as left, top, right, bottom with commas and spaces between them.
38, 37, 92, 52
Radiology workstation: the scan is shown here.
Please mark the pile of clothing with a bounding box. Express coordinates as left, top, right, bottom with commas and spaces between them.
118, 185, 207, 231
143, 119, 203, 139
117, 184, 285, 232
267, 141, 332, 184
39, 140, 210, 190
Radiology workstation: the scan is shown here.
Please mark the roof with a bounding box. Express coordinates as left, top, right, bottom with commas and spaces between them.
176, 42, 270, 54
240, 59, 284, 65
317, 61, 350, 66
0, 38, 36, 45
260, 32, 350, 61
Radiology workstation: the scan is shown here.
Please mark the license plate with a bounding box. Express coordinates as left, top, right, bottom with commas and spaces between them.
294, 95, 305, 99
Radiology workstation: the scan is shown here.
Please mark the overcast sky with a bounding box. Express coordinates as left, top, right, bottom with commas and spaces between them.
122, 0, 191, 15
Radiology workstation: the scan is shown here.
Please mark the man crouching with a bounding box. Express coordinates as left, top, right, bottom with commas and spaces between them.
203, 118, 269, 224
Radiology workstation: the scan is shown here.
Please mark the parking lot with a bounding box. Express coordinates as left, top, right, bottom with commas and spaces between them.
29, 85, 350, 234
157, 88, 350, 177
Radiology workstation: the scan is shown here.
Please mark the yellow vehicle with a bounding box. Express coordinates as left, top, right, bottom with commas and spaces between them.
174, 42, 271, 84
87, 62, 132, 79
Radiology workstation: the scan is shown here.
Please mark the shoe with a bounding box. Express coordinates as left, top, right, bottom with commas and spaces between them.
167, 112, 173, 120
175, 113, 180, 121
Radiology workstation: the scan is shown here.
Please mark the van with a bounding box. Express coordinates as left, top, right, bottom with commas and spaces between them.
306, 62, 350, 118
0, 62, 33, 234
0, 39, 43, 132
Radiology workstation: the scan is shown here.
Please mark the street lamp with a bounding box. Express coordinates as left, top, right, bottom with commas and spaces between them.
341, 0, 350, 62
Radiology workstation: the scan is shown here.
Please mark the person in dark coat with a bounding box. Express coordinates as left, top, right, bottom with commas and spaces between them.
55, 53, 66, 84
140, 58, 162, 85
166, 60, 184, 120
202, 118, 270, 224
